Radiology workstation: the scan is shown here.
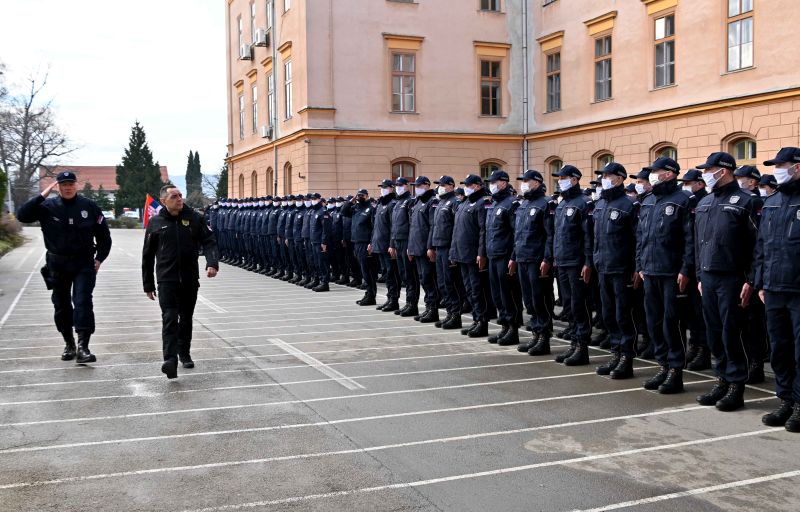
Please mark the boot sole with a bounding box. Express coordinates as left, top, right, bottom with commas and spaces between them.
76, 356, 96, 364
161, 363, 178, 379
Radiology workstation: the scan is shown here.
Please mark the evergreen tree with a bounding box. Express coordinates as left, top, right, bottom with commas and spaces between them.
114, 122, 165, 216
216, 162, 228, 198
185, 150, 204, 207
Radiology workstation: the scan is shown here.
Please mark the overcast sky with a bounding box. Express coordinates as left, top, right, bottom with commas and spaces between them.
0, 0, 227, 187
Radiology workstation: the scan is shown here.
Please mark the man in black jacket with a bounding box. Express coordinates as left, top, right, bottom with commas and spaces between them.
17, 171, 112, 364
142, 185, 219, 379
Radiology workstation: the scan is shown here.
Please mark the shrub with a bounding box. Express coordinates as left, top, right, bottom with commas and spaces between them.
107, 217, 141, 229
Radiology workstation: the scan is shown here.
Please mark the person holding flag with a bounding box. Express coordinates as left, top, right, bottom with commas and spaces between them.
143, 194, 163, 227
142, 185, 219, 379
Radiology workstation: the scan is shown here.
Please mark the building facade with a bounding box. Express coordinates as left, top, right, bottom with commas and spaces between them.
225, 0, 800, 197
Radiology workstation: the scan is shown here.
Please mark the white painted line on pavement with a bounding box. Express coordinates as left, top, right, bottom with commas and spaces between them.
166, 429, 782, 512
267, 337, 364, 390
0, 371, 702, 429
576, 469, 800, 511
11, 245, 37, 271
0, 408, 780, 491
0, 253, 44, 331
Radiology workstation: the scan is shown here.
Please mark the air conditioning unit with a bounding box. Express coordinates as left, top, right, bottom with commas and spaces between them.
239, 43, 253, 60
261, 125, 274, 139
254, 28, 270, 48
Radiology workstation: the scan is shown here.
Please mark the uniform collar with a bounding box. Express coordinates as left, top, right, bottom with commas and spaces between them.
491, 186, 513, 202
712, 180, 740, 196
523, 188, 545, 201
652, 179, 679, 197
467, 187, 488, 204
600, 185, 625, 202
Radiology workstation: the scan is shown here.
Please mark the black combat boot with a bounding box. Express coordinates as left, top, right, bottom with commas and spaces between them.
376, 299, 392, 311
497, 326, 519, 346
528, 332, 551, 356
657, 368, 684, 394
161, 358, 178, 379
697, 378, 729, 406
715, 382, 745, 411
313, 283, 330, 292
442, 314, 462, 330
76, 332, 96, 364
590, 329, 609, 347
179, 353, 195, 369
336, 276, 350, 285
357, 294, 376, 306
554, 341, 577, 363
556, 324, 574, 340
564, 342, 590, 366
762, 400, 795, 427
609, 355, 634, 380
746, 361, 765, 384
462, 321, 479, 336
305, 278, 319, 289
686, 345, 711, 370
435, 313, 451, 328
643, 365, 669, 390
596, 352, 621, 376
401, 304, 419, 318
61, 332, 76, 361
519, 332, 540, 353
783, 403, 800, 433
685, 343, 699, 365
488, 325, 509, 344
419, 307, 439, 323
468, 321, 489, 338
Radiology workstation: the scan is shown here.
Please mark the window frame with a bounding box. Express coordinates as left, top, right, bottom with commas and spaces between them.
238, 174, 245, 197
238, 93, 245, 140
595, 152, 614, 171
284, 0, 291, 12
547, 158, 563, 191
480, 58, 502, 117
391, 161, 417, 182
391, 52, 417, 113
480, 161, 504, 180
479, 0, 501, 12
283, 162, 293, 195
731, 138, 757, 165
593, 35, 612, 102
284, 60, 293, 120
251, 170, 258, 197
545, 51, 561, 113
654, 13, 676, 89
266, 0, 273, 29
237, 16, 244, 51
727, 4, 754, 72
267, 73, 275, 127
251, 84, 258, 134
250, 2, 257, 44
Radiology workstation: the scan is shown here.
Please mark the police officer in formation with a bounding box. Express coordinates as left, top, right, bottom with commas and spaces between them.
205, 146, 800, 433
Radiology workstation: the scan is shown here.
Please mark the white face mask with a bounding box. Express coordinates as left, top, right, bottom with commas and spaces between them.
635, 183, 646, 195
601, 178, 615, 190
520, 182, 531, 193
702, 169, 722, 190
335, 202, 343, 208
774, 165, 796, 185
294, 201, 301, 207
682, 185, 693, 194
396, 185, 406, 195
312, 199, 321, 206
326, 204, 335, 210
489, 183, 499, 195
414, 186, 426, 196
648, 173, 661, 186
759, 188, 768, 197
437, 186, 446, 196
380, 188, 392, 197
464, 187, 475, 197
558, 179, 572, 192
737, 179, 749, 189
258, 201, 264, 207
304, 200, 312, 208
591, 191, 600, 201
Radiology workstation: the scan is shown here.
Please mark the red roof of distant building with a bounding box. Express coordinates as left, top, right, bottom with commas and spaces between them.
39, 166, 170, 192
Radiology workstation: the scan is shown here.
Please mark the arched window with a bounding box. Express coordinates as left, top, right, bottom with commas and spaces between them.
546, 157, 563, 191
251, 171, 258, 197
730, 137, 757, 165
391, 161, 416, 181
594, 152, 614, 170
283, 163, 293, 195
265, 167, 274, 195
238, 174, 245, 197
480, 160, 504, 180
654, 145, 678, 161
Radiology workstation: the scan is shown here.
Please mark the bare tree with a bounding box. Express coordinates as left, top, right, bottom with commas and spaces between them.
0, 71, 75, 211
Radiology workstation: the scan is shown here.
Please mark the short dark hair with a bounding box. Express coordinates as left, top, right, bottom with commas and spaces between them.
160, 185, 178, 199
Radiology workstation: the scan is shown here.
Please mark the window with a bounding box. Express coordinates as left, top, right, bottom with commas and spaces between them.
654, 14, 675, 88
594, 36, 612, 101
251, 171, 258, 197
480, 161, 502, 180
266, 167, 274, 195
266, 0, 273, 29
251, 85, 258, 134
284, 61, 293, 119
392, 161, 416, 181
727, 1, 753, 71
237, 16, 244, 49
283, 163, 292, 194
480, 60, 501, 116
546, 52, 561, 112
284, 0, 290, 12
267, 73, 275, 125
548, 159, 563, 190
238, 174, 245, 197
238, 94, 245, 140
731, 138, 757, 164
657, 146, 678, 161
480, 0, 500, 12
596, 153, 614, 169
392, 53, 416, 113
250, 2, 257, 44
543, 0, 558, 5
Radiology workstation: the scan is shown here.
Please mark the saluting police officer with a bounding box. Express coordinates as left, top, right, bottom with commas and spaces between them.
755, 147, 800, 432
17, 171, 112, 363
431, 176, 462, 329
142, 185, 219, 379
592, 163, 638, 379
636, 156, 693, 394
510, 170, 554, 356
343, 189, 378, 305
693, 152, 759, 411
408, 177, 439, 323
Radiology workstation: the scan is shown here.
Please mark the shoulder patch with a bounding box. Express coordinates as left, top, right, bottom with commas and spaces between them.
665, 205, 675, 216
566, 207, 575, 217
730, 195, 740, 204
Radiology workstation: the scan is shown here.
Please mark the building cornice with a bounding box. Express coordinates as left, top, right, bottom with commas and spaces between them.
641, 0, 678, 16
536, 31, 564, 52
584, 11, 617, 36
383, 33, 425, 50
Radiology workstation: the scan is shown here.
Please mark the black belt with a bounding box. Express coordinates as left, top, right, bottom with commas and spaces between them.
47, 252, 93, 260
